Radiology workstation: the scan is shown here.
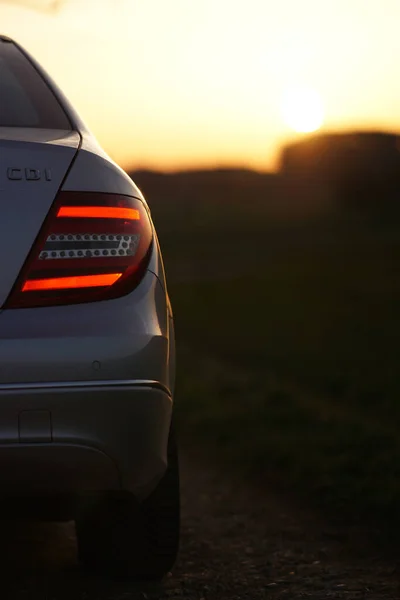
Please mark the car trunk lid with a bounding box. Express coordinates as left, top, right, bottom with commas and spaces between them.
0, 128, 80, 306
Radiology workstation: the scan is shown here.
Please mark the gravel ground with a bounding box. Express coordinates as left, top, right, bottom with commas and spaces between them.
0, 453, 399, 599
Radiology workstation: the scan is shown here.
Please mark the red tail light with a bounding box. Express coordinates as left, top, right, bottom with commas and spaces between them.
6, 192, 153, 309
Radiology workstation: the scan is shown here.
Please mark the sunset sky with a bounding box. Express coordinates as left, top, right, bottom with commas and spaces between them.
2, 0, 400, 171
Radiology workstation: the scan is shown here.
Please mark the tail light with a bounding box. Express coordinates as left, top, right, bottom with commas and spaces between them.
6, 192, 153, 309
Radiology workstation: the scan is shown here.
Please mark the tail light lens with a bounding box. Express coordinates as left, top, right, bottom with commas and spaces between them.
6, 192, 153, 309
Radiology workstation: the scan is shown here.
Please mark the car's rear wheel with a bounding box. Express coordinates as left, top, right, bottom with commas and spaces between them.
75, 427, 180, 579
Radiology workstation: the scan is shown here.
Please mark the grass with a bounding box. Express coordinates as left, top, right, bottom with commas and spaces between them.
168, 233, 400, 414
134, 169, 400, 529
175, 347, 400, 525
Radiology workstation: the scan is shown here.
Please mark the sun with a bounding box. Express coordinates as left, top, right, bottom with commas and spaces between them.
281, 85, 324, 133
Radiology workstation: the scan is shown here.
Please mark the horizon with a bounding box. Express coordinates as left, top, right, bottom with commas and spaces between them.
3, 0, 400, 172
129, 127, 400, 175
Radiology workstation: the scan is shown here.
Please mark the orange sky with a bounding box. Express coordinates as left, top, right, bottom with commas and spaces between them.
2, 0, 400, 172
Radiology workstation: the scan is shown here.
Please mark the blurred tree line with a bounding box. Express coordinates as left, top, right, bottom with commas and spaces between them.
280, 131, 400, 222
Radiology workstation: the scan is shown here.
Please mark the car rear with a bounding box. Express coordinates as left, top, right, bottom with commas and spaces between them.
0, 35, 178, 578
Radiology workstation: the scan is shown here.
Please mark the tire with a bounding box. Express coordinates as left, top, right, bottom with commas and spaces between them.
75, 426, 180, 579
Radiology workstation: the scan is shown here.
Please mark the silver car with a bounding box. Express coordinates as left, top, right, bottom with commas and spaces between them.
0, 35, 178, 579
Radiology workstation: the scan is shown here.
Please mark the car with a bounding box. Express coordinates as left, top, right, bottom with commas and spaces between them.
0, 34, 179, 579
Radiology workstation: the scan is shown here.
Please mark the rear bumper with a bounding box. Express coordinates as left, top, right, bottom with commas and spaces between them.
0, 380, 172, 501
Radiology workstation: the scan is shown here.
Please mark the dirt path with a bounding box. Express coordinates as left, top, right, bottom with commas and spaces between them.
0, 452, 399, 599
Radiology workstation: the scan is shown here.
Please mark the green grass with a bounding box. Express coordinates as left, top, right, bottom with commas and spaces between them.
175, 347, 400, 523
142, 172, 400, 528
169, 237, 400, 412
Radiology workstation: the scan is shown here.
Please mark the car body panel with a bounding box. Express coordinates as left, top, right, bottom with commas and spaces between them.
0, 130, 79, 306
0, 270, 171, 386
0, 128, 79, 147
0, 36, 175, 505
62, 140, 144, 199
0, 383, 172, 500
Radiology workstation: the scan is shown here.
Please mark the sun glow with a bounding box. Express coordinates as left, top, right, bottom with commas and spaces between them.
2, 1, 400, 170
282, 86, 324, 133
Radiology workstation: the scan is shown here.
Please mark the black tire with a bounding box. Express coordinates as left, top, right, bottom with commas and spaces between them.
75, 427, 180, 579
